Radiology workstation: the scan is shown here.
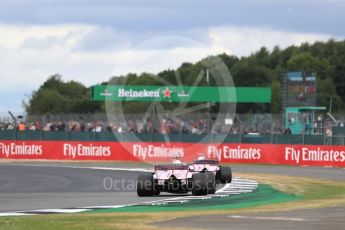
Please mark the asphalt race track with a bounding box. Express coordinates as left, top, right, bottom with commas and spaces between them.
0, 163, 162, 212
0, 162, 344, 229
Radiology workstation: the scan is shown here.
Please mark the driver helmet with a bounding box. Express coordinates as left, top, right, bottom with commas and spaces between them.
172, 157, 182, 164
197, 153, 205, 161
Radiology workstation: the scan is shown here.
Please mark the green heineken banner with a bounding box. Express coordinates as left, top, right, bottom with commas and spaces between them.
91, 85, 271, 103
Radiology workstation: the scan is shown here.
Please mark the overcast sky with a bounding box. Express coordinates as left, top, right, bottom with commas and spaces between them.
0, 0, 344, 114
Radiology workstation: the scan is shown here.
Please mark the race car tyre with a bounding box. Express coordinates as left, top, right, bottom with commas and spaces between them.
220, 166, 232, 184
206, 172, 216, 194
192, 173, 208, 196
137, 173, 155, 197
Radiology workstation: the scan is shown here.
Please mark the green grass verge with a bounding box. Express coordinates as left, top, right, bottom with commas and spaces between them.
88, 184, 299, 213
0, 215, 146, 230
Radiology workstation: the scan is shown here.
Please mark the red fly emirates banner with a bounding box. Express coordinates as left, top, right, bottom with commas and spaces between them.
0, 140, 344, 167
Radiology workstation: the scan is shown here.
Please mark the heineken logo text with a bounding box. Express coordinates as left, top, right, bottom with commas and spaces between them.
118, 89, 160, 98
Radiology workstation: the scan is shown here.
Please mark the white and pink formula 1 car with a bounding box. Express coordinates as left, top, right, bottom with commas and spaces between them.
189, 157, 232, 185
137, 161, 215, 197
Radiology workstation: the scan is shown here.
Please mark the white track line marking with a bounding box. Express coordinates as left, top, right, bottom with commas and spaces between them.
81, 205, 126, 209
150, 200, 189, 205
0, 213, 34, 217
228, 215, 316, 222
25, 209, 91, 213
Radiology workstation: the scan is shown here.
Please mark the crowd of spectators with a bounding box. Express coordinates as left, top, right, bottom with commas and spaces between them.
0, 121, 15, 130
1, 118, 219, 134
0, 115, 287, 135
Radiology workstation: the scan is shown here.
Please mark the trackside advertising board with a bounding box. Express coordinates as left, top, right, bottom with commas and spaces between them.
91, 85, 271, 103
0, 141, 344, 167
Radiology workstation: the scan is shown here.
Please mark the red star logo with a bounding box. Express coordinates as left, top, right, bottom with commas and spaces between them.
163, 88, 172, 98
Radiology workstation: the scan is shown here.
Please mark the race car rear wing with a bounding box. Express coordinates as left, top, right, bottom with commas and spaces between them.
155, 164, 189, 171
